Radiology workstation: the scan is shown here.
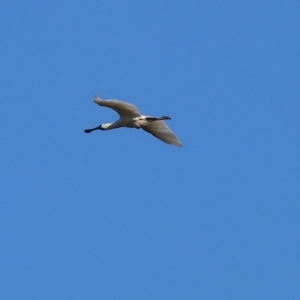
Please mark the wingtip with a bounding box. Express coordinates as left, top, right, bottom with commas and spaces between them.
170, 141, 183, 147
93, 95, 101, 104
93, 95, 103, 106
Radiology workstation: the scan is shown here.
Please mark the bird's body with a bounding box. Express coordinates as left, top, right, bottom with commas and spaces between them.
84, 96, 183, 147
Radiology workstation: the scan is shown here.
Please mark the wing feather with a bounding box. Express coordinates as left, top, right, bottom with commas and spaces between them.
94, 96, 141, 118
142, 121, 183, 147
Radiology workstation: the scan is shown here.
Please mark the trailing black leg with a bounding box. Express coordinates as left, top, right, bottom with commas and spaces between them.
145, 116, 171, 121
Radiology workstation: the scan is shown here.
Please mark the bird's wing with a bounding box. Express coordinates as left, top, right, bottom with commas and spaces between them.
142, 121, 183, 147
94, 96, 141, 118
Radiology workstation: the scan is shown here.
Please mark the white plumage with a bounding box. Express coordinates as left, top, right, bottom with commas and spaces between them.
84, 96, 183, 147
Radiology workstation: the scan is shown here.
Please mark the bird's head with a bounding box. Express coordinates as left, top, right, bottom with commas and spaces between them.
99, 123, 111, 130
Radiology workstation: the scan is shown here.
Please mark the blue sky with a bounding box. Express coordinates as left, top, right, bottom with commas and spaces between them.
1, 1, 300, 299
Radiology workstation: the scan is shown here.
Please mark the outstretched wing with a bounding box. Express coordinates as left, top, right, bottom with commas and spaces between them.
94, 95, 141, 118
142, 121, 183, 147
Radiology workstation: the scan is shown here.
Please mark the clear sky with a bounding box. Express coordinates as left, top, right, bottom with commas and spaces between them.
1, 1, 300, 299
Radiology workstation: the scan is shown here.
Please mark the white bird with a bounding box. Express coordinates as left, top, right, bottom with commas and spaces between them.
84, 95, 183, 147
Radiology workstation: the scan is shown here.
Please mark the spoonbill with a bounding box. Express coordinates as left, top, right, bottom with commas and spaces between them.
84, 96, 183, 147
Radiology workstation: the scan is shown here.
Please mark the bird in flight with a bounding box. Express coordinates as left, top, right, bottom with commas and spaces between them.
84, 95, 183, 147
